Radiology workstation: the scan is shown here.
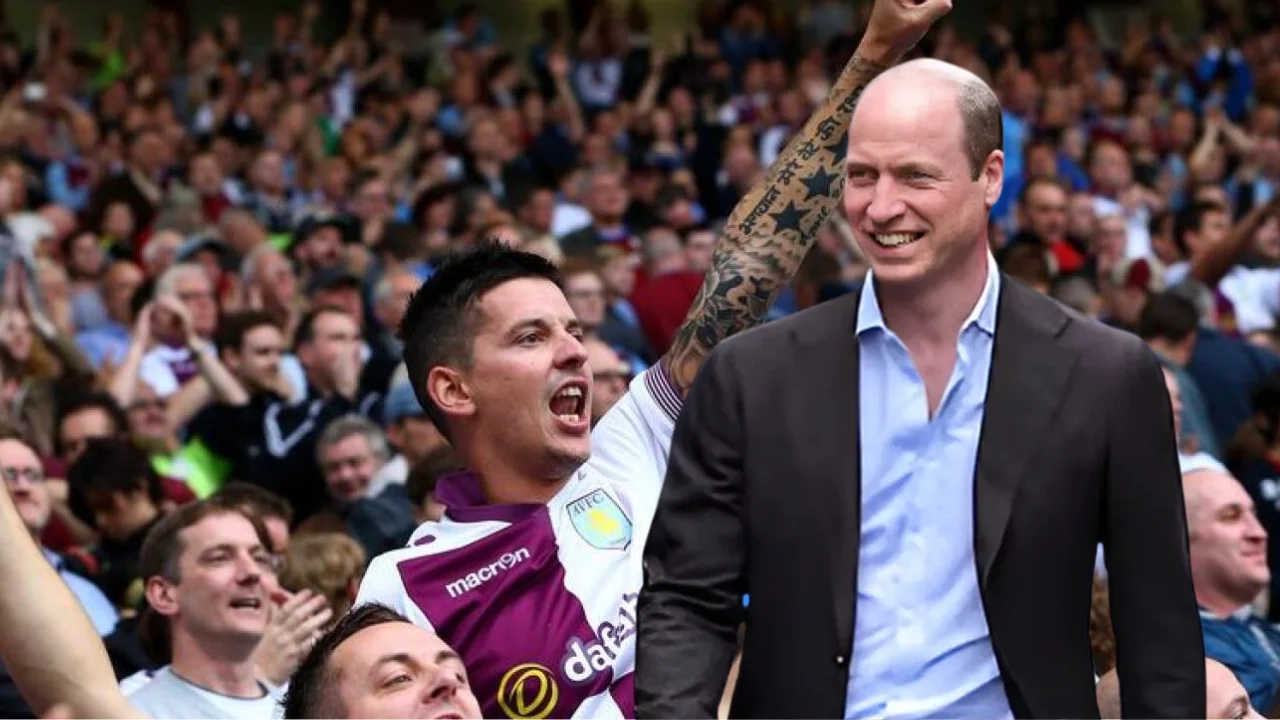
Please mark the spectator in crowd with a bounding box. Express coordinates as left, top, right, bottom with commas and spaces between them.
0, 429, 118, 718
1096, 659, 1264, 719
73, 260, 143, 370
284, 604, 481, 719
66, 438, 168, 610
0, 431, 117, 634
14, 0, 1280, 716
279, 533, 366, 624
629, 226, 705, 355
371, 382, 448, 498
126, 499, 285, 718
1140, 291, 1223, 460
404, 447, 461, 525
298, 415, 415, 559
584, 335, 630, 424
215, 482, 295, 555
1186, 467, 1280, 714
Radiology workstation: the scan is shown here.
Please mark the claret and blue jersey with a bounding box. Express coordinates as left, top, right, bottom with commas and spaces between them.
355, 366, 682, 719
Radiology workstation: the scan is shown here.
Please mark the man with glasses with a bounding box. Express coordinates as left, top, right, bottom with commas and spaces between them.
0, 429, 117, 717
0, 430, 117, 631
584, 336, 630, 426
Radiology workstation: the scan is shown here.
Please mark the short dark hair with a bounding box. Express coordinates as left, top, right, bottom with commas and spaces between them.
294, 304, 350, 351
399, 240, 562, 438
1001, 243, 1053, 287
213, 482, 294, 539
137, 499, 272, 664
57, 391, 129, 450
1018, 176, 1066, 206
956, 78, 1003, 181
66, 438, 165, 527
214, 310, 280, 355
1173, 201, 1227, 257
1136, 291, 1200, 343
283, 603, 414, 719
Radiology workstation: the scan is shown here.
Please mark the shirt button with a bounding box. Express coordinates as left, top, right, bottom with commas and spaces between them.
835, 655, 847, 665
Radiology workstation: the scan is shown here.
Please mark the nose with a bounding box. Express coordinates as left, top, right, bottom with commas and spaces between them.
864, 177, 905, 226
555, 330, 588, 369
236, 552, 263, 583
1246, 512, 1269, 542
424, 670, 461, 705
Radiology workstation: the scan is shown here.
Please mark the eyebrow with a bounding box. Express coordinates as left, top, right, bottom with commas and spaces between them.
369, 653, 416, 679
844, 160, 943, 176
507, 317, 582, 337
199, 542, 264, 559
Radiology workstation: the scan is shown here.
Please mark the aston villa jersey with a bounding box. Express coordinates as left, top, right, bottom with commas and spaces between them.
355, 366, 682, 719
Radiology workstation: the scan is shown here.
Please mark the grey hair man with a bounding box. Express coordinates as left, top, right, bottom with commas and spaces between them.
297, 415, 416, 557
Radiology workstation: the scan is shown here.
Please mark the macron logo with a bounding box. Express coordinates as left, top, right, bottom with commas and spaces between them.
445, 548, 531, 598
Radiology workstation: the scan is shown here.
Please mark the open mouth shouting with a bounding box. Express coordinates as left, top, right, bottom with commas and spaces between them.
549, 379, 590, 432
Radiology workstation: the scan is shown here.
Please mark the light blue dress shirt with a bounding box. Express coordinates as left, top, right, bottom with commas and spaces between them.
43, 548, 118, 636
846, 257, 1014, 719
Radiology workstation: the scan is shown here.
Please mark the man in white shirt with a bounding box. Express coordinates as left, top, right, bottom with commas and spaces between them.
126, 500, 289, 719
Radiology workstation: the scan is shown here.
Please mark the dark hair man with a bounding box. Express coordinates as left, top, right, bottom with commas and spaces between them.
353, 1, 955, 717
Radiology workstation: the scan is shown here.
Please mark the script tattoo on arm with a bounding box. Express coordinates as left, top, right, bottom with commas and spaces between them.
661, 54, 891, 395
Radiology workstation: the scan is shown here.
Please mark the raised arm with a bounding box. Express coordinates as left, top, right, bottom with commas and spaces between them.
660, 0, 954, 395
0, 467, 139, 718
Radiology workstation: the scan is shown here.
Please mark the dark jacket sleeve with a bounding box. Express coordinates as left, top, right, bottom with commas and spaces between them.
1105, 340, 1206, 717
636, 346, 746, 718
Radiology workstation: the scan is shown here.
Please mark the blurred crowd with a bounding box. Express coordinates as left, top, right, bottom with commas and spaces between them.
5, 0, 1280, 716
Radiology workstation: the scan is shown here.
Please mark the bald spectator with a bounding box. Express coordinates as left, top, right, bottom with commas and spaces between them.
1097, 659, 1263, 718
1186, 468, 1280, 714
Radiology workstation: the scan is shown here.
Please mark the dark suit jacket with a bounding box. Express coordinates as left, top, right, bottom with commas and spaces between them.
635, 277, 1205, 718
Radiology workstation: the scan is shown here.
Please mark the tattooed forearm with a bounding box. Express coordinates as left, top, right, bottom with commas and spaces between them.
661, 53, 893, 394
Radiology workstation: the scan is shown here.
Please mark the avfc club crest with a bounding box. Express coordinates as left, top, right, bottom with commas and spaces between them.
566, 489, 633, 551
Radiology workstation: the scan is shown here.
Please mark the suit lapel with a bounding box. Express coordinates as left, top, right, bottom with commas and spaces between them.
799, 290, 863, 657
974, 279, 1076, 589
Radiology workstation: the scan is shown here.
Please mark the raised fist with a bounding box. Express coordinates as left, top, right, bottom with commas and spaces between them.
864, 0, 954, 58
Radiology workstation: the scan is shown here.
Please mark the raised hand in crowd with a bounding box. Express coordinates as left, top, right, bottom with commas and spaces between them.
252, 589, 334, 687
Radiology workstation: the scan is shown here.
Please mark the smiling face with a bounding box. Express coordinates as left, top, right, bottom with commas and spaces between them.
0, 438, 50, 537
1186, 470, 1270, 608
430, 278, 592, 483
842, 65, 1003, 293
147, 511, 276, 648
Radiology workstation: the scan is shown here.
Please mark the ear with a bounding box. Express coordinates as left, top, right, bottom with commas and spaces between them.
427, 365, 475, 423
981, 149, 1005, 209
145, 576, 180, 618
